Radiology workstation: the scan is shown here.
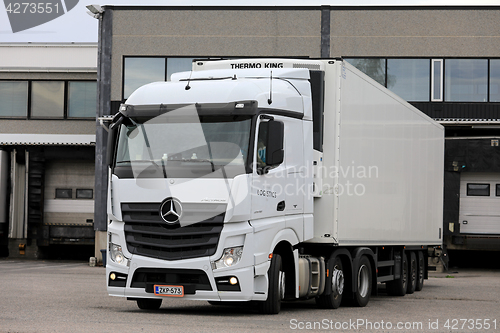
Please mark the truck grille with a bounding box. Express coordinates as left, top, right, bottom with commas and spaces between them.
131, 268, 212, 292
121, 203, 225, 261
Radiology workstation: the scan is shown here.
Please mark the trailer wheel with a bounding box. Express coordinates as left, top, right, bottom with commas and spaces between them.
136, 298, 162, 310
259, 254, 284, 314
353, 256, 372, 307
316, 256, 344, 309
386, 252, 408, 296
415, 251, 425, 291
407, 251, 417, 294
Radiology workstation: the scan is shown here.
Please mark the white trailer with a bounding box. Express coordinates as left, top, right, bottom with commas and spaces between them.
105, 59, 444, 313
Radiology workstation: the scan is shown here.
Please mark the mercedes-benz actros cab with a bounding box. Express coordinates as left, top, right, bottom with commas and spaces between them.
105, 59, 444, 314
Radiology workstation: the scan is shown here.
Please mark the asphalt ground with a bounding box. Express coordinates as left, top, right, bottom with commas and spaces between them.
0, 259, 499, 333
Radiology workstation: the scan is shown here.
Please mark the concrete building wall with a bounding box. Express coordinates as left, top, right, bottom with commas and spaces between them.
329, 8, 500, 57
106, 6, 500, 102
0, 73, 96, 80
95, 5, 500, 253
0, 45, 97, 136
0, 120, 95, 135
109, 8, 322, 101
0, 44, 98, 258
0, 44, 97, 69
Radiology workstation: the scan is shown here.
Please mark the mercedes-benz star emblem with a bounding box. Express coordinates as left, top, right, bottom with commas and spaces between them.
160, 198, 182, 224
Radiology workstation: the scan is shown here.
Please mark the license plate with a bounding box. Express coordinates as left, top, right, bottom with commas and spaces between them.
154, 285, 184, 297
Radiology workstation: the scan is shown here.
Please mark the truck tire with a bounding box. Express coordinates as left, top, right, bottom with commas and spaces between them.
353, 256, 372, 307
407, 251, 417, 294
386, 252, 408, 296
316, 256, 344, 309
137, 298, 162, 310
259, 254, 284, 315
415, 251, 425, 291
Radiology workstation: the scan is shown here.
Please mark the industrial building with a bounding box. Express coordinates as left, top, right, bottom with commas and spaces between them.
0, 44, 97, 258
1, 4, 499, 261
92, 4, 500, 261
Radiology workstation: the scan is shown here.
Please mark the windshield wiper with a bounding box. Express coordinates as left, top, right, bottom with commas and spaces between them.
116, 160, 158, 165
116, 160, 140, 164
189, 158, 215, 172
137, 124, 157, 165
169, 158, 215, 172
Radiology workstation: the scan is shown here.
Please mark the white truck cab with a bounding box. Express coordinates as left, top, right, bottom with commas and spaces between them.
106, 59, 444, 314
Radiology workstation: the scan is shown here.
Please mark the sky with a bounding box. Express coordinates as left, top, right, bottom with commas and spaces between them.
1, 0, 499, 43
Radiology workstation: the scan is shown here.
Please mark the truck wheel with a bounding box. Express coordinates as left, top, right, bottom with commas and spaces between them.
386, 252, 408, 296
259, 254, 284, 314
316, 256, 344, 309
137, 298, 162, 310
353, 256, 372, 307
407, 251, 417, 294
415, 251, 425, 291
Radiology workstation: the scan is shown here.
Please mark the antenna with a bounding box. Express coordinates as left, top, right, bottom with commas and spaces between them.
267, 71, 273, 105
185, 71, 193, 90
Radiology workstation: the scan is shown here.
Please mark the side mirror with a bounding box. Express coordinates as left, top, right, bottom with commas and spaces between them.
106, 115, 123, 167
266, 120, 284, 167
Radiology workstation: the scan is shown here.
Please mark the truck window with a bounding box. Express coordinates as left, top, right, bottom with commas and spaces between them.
257, 121, 268, 169
114, 111, 253, 179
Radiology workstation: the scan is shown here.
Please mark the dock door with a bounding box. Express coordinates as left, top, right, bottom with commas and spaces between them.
459, 173, 500, 235
43, 160, 95, 245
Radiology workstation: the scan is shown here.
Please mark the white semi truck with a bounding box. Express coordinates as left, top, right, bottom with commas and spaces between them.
105, 58, 444, 314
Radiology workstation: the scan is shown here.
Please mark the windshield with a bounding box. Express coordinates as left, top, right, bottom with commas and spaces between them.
114, 105, 252, 179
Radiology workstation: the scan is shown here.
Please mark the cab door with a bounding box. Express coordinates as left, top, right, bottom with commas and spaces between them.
251, 116, 287, 220
250, 115, 305, 220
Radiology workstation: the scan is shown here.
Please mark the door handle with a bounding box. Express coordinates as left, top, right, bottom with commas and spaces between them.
277, 201, 285, 211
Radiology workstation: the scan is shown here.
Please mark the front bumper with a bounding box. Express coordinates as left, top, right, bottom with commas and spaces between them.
107, 255, 267, 302
106, 220, 269, 302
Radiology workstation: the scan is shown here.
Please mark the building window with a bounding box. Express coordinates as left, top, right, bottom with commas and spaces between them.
68, 81, 97, 118
0, 81, 28, 117
445, 59, 488, 102
123, 57, 166, 99
345, 57, 500, 103
167, 58, 195, 81
345, 58, 386, 86
1, 80, 95, 119
387, 59, 430, 102
431, 59, 443, 102
496, 184, 500, 197
31, 81, 65, 118
123, 57, 198, 99
55, 188, 72, 199
490, 60, 500, 102
466, 183, 490, 196
76, 189, 93, 199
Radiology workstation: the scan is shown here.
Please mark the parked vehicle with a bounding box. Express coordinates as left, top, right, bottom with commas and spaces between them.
105, 59, 444, 314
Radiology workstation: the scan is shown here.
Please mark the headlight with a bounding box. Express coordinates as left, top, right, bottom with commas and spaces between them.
212, 246, 243, 270
109, 243, 129, 266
